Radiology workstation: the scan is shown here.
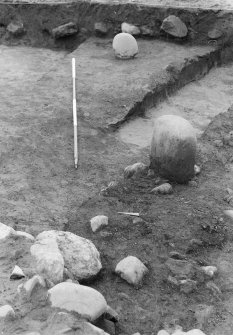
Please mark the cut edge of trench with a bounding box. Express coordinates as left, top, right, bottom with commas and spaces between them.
107, 42, 233, 132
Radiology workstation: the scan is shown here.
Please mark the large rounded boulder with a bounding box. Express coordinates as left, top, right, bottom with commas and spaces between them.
150, 115, 197, 183
112, 33, 138, 59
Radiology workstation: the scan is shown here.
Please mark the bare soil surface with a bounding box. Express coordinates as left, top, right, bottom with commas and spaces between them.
0, 38, 233, 335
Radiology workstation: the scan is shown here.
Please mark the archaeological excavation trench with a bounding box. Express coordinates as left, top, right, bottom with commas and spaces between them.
1, 1, 233, 335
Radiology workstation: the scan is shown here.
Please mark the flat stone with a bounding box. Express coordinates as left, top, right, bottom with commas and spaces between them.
121, 22, 140, 35
112, 33, 138, 59
95, 22, 108, 36
52, 22, 78, 39
208, 28, 223, 39
36, 230, 102, 281
0, 222, 15, 240
115, 256, 148, 286
7, 22, 25, 36
124, 162, 148, 179
30, 237, 64, 283
48, 282, 107, 321
161, 15, 188, 38
165, 258, 194, 278
224, 210, 233, 220
151, 183, 173, 194
90, 215, 108, 232
0, 305, 15, 319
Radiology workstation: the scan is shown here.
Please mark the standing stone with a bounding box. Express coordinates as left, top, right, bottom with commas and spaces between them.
48, 282, 108, 321
121, 22, 140, 36
161, 15, 188, 38
52, 22, 78, 39
150, 115, 197, 183
112, 33, 138, 59
35, 230, 102, 280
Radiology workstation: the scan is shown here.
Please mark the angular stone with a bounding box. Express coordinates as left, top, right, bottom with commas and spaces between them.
165, 258, 194, 278
18, 275, 46, 297
52, 22, 78, 39
161, 15, 188, 38
10, 265, 25, 280
48, 282, 107, 321
150, 115, 197, 183
90, 215, 108, 232
0, 222, 15, 240
95, 22, 108, 36
124, 162, 148, 179
36, 230, 102, 281
30, 237, 64, 283
0, 305, 15, 319
7, 22, 25, 36
121, 22, 140, 36
115, 256, 148, 286
112, 33, 138, 60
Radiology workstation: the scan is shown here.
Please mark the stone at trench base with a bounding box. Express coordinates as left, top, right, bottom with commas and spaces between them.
112, 33, 138, 59
150, 115, 197, 183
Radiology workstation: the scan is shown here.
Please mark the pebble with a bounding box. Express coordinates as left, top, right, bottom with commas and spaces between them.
200, 266, 217, 277
10, 265, 25, 280
151, 183, 173, 194
52, 22, 78, 39
112, 33, 138, 59
90, 215, 108, 232
0, 222, 15, 240
115, 256, 148, 286
121, 22, 140, 35
180, 279, 197, 293
124, 162, 148, 179
169, 251, 186, 260
194, 165, 201, 175
7, 22, 25, 36
161, 15, 188, 38
105, 305, 119, 322
188, 180, 198, 188
0, 305, 15, 319
224, 209, 233, 220
208, 28, 223, 39
48, 282, 108, 322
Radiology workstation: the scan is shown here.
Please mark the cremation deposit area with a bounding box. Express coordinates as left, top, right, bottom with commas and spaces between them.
1, 1, 233, 335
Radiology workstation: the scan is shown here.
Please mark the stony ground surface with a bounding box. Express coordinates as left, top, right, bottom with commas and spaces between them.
0, 38, 233, 335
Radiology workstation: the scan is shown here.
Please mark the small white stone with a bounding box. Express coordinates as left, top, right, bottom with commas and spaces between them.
194, 165, 201, 175
48, 282, 107, 321
124, 162, 148, 179
157, 331, 170, 335
18, 275, 46, 297
0, 222, 15, 240
0, 305, 15, 319
115, 256, 148, 285
224, 210, 233, 220
15, 231, 35, 241
90, 215, 108, 232
201, 266, 217, 277
10, 265, 25, 280
151, 183, 173, 194
113, 33, 138, 59
30, 237, 64, 284
121, 22, 140, 35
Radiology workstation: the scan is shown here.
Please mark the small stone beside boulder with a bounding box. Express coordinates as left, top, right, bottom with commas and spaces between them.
161, 15, 188, 38
52, 22, 79, 39
115, 256, 148, 286
121, 22, 140, 36
0, 305, 15, 319
48, 282, 108, 321
94, 22, 108, 36
90, 215, 108, 232
124, 162, 148, 179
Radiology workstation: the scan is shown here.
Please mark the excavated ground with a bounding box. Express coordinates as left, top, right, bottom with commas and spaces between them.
0, 1, 233, 335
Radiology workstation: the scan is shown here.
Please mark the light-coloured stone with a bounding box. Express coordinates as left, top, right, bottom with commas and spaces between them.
0, 222, 15, 240
36, 230, 102, 280
0, 305, 15, 319
48, 282, 107, 321
7, 22, 25, 36
15, 231, 35, 241
52, 22, 78, 39
18, 275, 46, 297
121, 22, 140, 35
115, 256, 148, 285
157, 331, 170, 335
194, 164, 201, 175
124, 162, 148, 179
194, 304, 214, 327
151, 183, 173, 194
150, 115, 197, 183
90, 215, 108, 232
10, 265, 25, 280
161, 15, 188, 38
224, 209, 233, 220
112, 33, 138, 59
30, 237, 64, 283
94, 22, 108, 36
201, 266, 217, 277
